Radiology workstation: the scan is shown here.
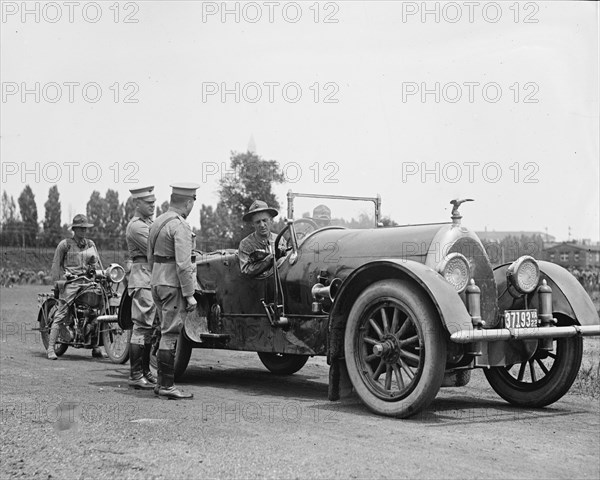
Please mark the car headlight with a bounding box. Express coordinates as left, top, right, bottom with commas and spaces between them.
105, 264, 125, 283
507, 255, 540, 294
437, 253, 470, 293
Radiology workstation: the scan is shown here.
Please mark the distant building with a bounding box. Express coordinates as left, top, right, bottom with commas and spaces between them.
543, 242, 600, 269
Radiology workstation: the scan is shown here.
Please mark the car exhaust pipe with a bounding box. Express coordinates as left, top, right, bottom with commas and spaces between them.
96, 314, 118, 323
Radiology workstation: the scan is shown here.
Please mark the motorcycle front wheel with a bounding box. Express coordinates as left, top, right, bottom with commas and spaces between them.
101, 307, 131, 364
102, 324, 131, 364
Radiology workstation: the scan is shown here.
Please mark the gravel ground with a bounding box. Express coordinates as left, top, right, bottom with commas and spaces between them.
1, 285, 599, 479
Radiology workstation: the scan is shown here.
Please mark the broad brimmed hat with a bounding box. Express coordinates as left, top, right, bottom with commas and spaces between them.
242, 200, 278, 222
312, 204, 331, 221
130, 185, 156, 202
70, 214, 94, 229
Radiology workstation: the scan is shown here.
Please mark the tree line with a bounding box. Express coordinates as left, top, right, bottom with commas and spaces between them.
1, 152, 297, 250
1, 151, 399, 251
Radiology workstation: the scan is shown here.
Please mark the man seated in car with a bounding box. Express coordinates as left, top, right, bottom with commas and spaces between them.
238, 200, 285, 278
312, 204, 332, 228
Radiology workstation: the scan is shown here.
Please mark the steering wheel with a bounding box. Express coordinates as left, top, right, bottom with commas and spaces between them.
275, 218, 319, 260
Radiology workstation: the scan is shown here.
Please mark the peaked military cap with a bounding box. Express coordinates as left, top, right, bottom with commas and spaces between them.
170, 182, 200, 198
129, 185, 156, 201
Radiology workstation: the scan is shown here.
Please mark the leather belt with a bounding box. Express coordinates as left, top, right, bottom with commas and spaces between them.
132, 256, 148, 264
153, 255, 176, 264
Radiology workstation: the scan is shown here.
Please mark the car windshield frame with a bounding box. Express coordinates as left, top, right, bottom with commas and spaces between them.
286, 190, 382, 228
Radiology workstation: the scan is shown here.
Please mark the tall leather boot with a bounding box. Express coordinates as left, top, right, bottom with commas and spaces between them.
141, 343, 157, 385
128, 344, 154, 390
156, 349, 193, 400
154, 361, 162, 395
47, 323, 60, 360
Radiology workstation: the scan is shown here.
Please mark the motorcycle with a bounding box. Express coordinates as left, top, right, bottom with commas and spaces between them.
37, 261, 132, 363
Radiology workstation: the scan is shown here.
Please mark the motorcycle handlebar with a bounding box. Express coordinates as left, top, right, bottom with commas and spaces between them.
64, 263, 124, 285
64, 269, 106, 284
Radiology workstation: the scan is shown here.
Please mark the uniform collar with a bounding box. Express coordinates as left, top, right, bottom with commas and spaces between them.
168, 206, 187, 219
133, 215, 152, 224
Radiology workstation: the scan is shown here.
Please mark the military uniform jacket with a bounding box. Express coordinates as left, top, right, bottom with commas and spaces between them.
51, 237, 101, 281
126, 216, 153, 289
148, 209, 196, 297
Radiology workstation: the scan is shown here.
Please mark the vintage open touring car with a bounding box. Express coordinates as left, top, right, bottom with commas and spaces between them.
148, 191, 600, 418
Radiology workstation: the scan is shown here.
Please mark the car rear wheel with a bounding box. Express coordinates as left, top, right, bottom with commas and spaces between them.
257, 352, 309, 374
344, 279, 446, 418
484, 316, 583, 407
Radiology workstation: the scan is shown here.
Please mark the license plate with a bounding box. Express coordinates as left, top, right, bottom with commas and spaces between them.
504, 310, 539, 329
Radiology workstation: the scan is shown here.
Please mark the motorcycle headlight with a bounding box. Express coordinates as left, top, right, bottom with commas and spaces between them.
507, 255, 540, 294
437, 253, 470, 293
105, 264, 125, 283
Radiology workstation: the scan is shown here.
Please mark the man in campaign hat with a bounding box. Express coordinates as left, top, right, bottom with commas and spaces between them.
47, 214, 104, 360
148, 182, 200, 399
238, 200, 283, 277
312, 204, 332, 228
125, 186, 157, 389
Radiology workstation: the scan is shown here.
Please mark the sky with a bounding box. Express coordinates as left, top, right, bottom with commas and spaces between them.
1, 1, 599, 241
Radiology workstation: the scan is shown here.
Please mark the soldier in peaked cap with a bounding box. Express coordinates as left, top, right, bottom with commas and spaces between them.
238, 200, 285, 278
125, 186, 157, 389
48, 214, 104, 360
148, 182, 200, 400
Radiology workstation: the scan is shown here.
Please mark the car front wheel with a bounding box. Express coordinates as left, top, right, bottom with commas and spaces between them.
344, 279, 446, 418
483, 315, 583, 407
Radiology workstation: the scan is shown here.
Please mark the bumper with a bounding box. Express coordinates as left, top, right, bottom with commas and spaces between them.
450, 324, 600, 343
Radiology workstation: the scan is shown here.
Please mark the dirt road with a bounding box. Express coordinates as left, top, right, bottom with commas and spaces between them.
1, 285, 599, 479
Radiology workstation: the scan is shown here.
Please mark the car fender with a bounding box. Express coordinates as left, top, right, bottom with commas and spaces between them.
182, 293, 211, 344
331, 259, 473, 335
494, 260, 599, 326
